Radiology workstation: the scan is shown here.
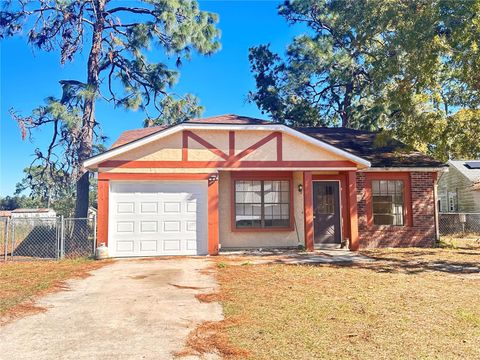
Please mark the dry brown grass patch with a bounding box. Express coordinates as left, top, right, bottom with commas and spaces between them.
175, 318, 249, 359
208, 248, 480, 359
195, 292, 222, 303
169, 283, 208, 290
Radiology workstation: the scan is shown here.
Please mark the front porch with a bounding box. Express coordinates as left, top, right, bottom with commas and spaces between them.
217, 170, 360, 252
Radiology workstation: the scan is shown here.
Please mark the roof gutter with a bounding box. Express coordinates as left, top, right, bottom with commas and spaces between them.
360, 166, 448, 173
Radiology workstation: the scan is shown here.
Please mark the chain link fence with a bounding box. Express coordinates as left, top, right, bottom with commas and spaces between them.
0, 216, 96, 261
439, 213, 480, 237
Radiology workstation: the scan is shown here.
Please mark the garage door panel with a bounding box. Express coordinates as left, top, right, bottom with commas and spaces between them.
163, 221, 181, 232
140, 240, 158, 252
186, 239, 198, 251
116, 240, 135, 252
117, 202, 135, 214
116, 221, 135, 233
140, 202, 158, 213
109, 181, 208, 257
186, 221, 196, 232
163, 239, 181, 251
140, 221, 158, 233
163, 202, 181, 213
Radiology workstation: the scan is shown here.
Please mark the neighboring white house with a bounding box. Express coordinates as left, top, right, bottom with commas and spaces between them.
438, 160, 480, 213
10, 208, 57, 219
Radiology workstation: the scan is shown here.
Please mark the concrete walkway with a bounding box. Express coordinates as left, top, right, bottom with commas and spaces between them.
0, 258, 222, 360
219, 249, 375, 265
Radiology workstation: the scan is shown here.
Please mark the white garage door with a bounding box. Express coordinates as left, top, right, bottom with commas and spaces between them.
109, 181, 208, 257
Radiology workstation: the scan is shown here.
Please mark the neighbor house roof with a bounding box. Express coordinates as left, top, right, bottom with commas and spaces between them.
448, 160, 480, 183
0, 210, 12, 217
11, 208, 54, 213
107, 114, 444, 169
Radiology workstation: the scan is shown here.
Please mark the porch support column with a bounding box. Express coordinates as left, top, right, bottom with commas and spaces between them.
347, 171, 359, 250
97, 178, 109, 247
208, 176, 219, 255
303, 171, 314, 251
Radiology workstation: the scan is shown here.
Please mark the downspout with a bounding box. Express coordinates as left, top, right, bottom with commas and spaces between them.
433, 172, 440, 245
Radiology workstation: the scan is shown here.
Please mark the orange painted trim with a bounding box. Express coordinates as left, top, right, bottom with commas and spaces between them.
312, 173, 349, 242
277, 132, 283, 161
98, 172, 212, 180
97, 179, 109, 247
230, 171, 293, 180
208, 179, 219, 255
185, 130, 229, 160
347, 171, 359, 250
232, 132, 281, 162
364, 172, 413, 228
182, 130, 188, 161
99, 160, 357, 169
229, 131, 235, 157
303, 172, 314, 251
99, 171, 219, 254
230, 171, 295, 232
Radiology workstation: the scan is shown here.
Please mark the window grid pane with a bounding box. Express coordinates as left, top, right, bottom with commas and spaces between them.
235, 180, 290, 228
372, 180, 404, 226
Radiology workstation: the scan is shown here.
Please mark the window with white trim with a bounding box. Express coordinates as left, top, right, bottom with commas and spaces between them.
234, 180, 290, 228
372, 180, 404, 226
448, 192, 457, 212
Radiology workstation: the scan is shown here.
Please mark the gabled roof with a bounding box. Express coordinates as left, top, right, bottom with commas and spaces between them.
448, 160, 480, 183
111, 114, 273, 148
86, 114, 445, 170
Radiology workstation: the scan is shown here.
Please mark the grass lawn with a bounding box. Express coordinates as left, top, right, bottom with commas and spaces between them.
193, 243, 480, 359
0, 258, 110, 324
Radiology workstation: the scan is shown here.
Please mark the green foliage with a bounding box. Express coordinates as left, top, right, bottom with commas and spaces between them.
0, 195, 43, 211
249, 0, 480, 161
1, 0, 220, 217
145, 93, 204, 126
11, 166, 97, 217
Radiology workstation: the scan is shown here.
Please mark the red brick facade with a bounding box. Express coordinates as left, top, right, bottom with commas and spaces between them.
356, 172, 437, 248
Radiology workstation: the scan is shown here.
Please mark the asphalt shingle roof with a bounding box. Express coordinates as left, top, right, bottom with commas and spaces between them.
110, 114, 445, 168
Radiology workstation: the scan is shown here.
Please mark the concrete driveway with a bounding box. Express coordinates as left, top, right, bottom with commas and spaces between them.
0, 258, 223, 360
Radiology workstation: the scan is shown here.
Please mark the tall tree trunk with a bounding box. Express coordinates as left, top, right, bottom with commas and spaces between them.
74, 0, 105, 218
340, 81, 353, 128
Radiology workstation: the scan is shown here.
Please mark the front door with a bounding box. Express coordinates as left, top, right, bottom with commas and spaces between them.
313, 181, 341, 246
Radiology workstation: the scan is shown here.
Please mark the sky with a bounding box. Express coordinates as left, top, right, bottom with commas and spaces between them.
0, 0, 303, 196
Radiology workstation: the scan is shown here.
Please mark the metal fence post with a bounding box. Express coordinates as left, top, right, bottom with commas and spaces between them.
10, 220, 15, 260
93, 214, 97, 256
56, 217, 60, 260
4, 217, 9, 262
60, 215, 65, 259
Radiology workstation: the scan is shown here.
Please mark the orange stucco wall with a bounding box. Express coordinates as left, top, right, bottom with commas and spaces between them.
218, 171, 305, 248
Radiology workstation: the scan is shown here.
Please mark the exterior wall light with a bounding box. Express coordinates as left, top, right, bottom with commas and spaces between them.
209, 174, 219, 183
298, 184, 303, 193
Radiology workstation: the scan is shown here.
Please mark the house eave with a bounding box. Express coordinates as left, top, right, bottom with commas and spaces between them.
84, 123, 372, 170
360, 166, 448, 173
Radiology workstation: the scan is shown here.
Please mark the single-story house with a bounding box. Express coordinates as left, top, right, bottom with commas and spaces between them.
438, 160, 480, 213
84, 114, 446, 257
0, 210, 12, 218
11, 208, 57, 219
